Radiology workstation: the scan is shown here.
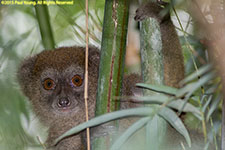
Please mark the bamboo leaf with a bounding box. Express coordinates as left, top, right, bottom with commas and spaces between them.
136, 83, 178, 96
110, 117, 151, 150
130, 95, 170, 104
207, 95, 221, 121
54, 107, 153, 145
205, 83, 220, 94
146, 115, 167, 150
202, 95, 212, 113
180, 64, 213, 85
176, 72, 216, 98
168, 100, 200, 115
131, 96, 200, 115
159, 107, 191, 147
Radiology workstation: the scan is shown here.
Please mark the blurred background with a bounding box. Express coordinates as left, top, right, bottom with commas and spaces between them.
0, 0, 222, 149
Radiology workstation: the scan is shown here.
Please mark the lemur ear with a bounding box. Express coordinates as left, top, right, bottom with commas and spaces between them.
17, 55, 37, 98
88, 46, 100, 73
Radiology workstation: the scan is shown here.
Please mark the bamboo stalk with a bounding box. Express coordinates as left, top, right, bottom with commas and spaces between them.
138, 2, 167, 149
93, 0, 129, 149
35, 2, 55, 49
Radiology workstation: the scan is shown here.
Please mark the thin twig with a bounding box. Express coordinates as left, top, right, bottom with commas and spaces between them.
85, 0, 90, 150
36, 136, 47, 150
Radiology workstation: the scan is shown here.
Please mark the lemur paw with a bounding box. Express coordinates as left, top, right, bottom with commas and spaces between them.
134, 6, 148, 21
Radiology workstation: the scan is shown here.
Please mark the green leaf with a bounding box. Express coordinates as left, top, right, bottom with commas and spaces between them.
159, 107, 191, 147
110, 117, 151, 150
146, 115, 167, 150
129, 95, 170, 104
202, 95, 212, 113
176, 71, 216, 98
136, 83, 178, 96
206, 95, 221, 121
180, 64, 213, 85
205, 83, 220, 94
176, 71, 216, 115
131, 96, 200, 115
168, 100, 200, 115
54, 107, 153, 145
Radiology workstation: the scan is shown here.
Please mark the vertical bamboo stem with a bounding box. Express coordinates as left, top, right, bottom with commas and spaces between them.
35, 2, 55, 49
93, 0, 129, 149
139, 2, 167, 150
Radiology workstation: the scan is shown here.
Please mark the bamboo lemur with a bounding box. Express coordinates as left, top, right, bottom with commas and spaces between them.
17, 2, 184, 150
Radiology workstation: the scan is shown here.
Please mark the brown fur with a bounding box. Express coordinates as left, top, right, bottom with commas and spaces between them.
33, 47, 85, 76
18, 46, 99, 150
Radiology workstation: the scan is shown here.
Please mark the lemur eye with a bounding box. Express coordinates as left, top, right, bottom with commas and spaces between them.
71, 75, 82, 87
43, 78, 55, 90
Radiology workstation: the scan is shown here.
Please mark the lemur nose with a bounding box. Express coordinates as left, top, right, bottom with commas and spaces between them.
58, 98, 70, 108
